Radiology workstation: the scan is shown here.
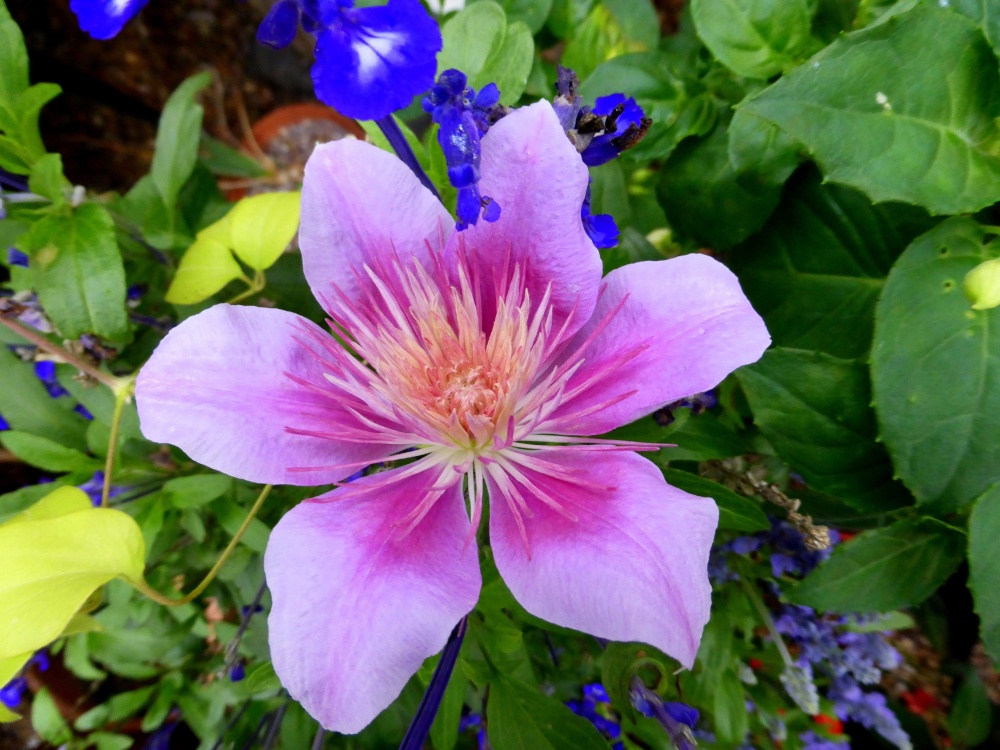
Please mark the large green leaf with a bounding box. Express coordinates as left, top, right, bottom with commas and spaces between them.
151, 72, 211, 211
691, 0, 816, 79
968, 484, 1000, 664
487, 675, 610, 750
730, 169, 932, 358
0, 346, 88, 448
945, 0, 1000, 55
871, 218, 1000, 509
1, 431, 102, 473
727, 108, 801, 193
0, 488, 146, 659
0, 0, 28, 109
21, 203, 128, 339
662, 469, 769, 531
742, 5, 1000, 214
737, 348, 909, 511
789, 517, 965, 613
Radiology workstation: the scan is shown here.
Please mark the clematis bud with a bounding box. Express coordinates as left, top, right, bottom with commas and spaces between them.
963, 256, 1000, 310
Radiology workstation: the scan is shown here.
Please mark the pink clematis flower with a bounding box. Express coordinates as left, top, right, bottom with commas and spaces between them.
135, 101, 769, 734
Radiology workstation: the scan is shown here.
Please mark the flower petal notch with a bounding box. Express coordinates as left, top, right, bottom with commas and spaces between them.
69, 0, 152, 39
135, 98, 770, 734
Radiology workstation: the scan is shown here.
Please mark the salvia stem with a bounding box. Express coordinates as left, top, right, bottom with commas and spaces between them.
397, 617, 467, 750
0, 314, 123, 390
132, 484, 273, 606
101, 377, 135, 507
375, 116, 441, 199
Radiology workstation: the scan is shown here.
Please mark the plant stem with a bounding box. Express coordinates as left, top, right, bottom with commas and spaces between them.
101, 378, 135, 507
226, 270, 266, 304
0, 315, 122, 390
740, 575, 794, 667
131, 484, 273, 606
375, 116, 440, 199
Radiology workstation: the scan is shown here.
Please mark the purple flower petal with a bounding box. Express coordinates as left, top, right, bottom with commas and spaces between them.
69, 0, 151, 39
257, 0, 301, 49
264, 468, 480, 734
487, 450, 718, 668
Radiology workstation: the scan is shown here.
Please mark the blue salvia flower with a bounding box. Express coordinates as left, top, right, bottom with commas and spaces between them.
629, 678, 698, 750
566, 683, 624, 748
258, 0, 442, 122
1, 651, 50, 710
829, 676, 912, 750
6, 248, 28, 268
78, 471, 126, 506
423, 69, 504, 229
580, 182, 618, 249
70, 0, 151, 40
800, 730, 849, 750
582, 94, 649, 168
34, 360, 69, 398
0, 413, 9, 431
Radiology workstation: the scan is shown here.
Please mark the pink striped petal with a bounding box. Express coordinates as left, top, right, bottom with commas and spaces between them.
136, 304, 390, 485
299, 139, 454, 317
488, 450, 718, 668
265, 468, 480, 734
454, 101, 602, 341
545, 254, 770, 435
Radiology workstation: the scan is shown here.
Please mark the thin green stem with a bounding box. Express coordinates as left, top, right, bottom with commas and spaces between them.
101, 380, 134, 507
0, 315, 120, 390
131, 485, 273, 607
226, 270, 267, 304
740, 575, 794, 667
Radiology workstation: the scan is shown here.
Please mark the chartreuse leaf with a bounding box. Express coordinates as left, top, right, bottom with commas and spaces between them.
166, 235, 243, 304
737, 348, 909, 511
152, 71, 212, 211
0, 487, 145, 660
20, 203, 128, 339
487, 674, 610, 750
872, 219, 1000, 509
730, 168, 932, 358
662, 469, 769, 531
743, 5, 1000, 214
691, 0, 816, 79
4, 485, 92, 523
969, 483, 1000, 664
789, 517, 965, 613
229, 191, 301, 271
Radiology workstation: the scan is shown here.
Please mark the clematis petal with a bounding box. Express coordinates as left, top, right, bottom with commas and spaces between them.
299, 139, 453, 316
69, 0, 151, 39
488, 450, 717, 668
311, 0, 442, 121
457, 101, 602, 340
265, 468, 480, 734
136, 304, 391, 485
545, 254, 770, 435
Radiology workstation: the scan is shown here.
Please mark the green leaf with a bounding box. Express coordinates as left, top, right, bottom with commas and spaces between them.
727, 108, 801, 193
31, 688, 72, 745
429, 662, 465, 750
163, 474, 232, 509
479, 19, 533, 104
5, 486, 93, 523
604, 0, 660, 50
229, 191, 301, 271
15, 83, 60, 163
28, 152, 67, 205
945, 0, 1000, 55
742, 5, 1000, 214
245, 662, 281, 694
0, 346, 88, 448
789, 517, 965, 612
92, 733, 136, 750
691, 0, 816, 79
969, 483, 1000, 664
166, 235, 243, 304
487, 675, 611, 750
22, 203, 128, 339
152, 71, 212, 211
662, 469, 770, 531
561, 4, 627, 82
199, 134, 268, 178
730, 168, 932, 358
439, 2, 507, 84
0, 431, 101, 473
948, 669, 992, 745
711, 669, 750, 744
737, 348, 910, 511
490, 0, 553, 33
0, 0, 27, 108
0, 490, 146, 659
657, 123, 780, 250
871, 218, 1000, 509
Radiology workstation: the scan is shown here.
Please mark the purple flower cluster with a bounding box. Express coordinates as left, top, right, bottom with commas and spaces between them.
566, 683, 625, 749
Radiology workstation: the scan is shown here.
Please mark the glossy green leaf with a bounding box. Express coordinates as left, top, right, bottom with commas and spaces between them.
0, 488, 146, 658
872, 218, 1000, 509
0, 431, 102, 473
13, 82, 60, 163
948, 668, 992, 745
487, 675, 611, 750
969, 483, 1000, 664
166, 235, 244, 304
22, 203, 128, 339
245, 662, 281, 694
946, 0, 1000, 54
691, 0, 815, 79
163, 474, 232, 509
789, 517, 965, 612
561, 4, 627, 82
229, 191, 301, 271
152, 71, 212, 211
657, 124, 780, 250
31, 688, 71, 745
743, 5, 1000, 214
737, 348, 909, 511
491, 0, 553, 33
730, 169, 932, 358
662, 469, 769, 531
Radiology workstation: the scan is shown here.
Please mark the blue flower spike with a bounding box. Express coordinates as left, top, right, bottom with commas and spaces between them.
70, 0, 152, 40
423, 70, 506, 229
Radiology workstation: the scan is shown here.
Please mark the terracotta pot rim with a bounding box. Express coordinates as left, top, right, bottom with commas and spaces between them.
249, 102, 365, 151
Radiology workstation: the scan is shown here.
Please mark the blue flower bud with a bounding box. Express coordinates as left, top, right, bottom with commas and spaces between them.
257, 0, 301, 49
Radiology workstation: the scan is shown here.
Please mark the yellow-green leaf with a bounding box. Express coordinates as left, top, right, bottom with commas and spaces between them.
196, 210, 233, 246
229, 191, 301, 271
0, 652, 30, 723
0, 504, 145, 659
4, 486, 92, 524
165, 236, 244, 305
